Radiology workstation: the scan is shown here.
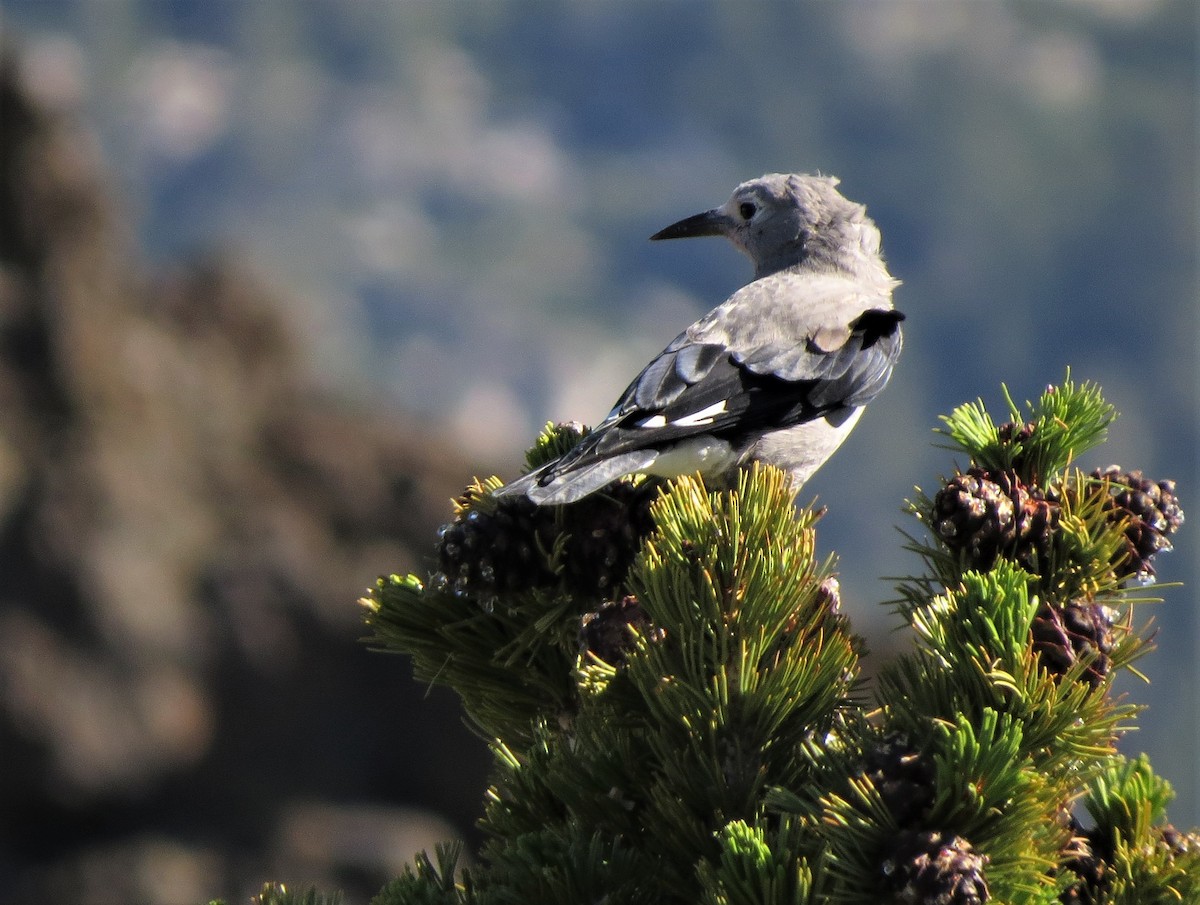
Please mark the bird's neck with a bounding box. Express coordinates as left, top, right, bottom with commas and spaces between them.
756, 221, 893, 287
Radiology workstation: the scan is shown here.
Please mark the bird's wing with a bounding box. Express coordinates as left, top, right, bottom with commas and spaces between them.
550, 272, 903, 467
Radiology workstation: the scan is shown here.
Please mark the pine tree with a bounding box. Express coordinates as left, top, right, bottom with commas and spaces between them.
357, 376, 1196, 904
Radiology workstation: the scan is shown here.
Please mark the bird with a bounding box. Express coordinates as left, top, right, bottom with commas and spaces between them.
496, 172, 904, 506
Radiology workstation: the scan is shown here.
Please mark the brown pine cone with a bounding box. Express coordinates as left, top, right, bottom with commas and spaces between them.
932, 468, 1018, 569
580, 594, 661, 665
1091, 466, 1185, 580
881, 830, 990, 905
1031, 600, 1114, 690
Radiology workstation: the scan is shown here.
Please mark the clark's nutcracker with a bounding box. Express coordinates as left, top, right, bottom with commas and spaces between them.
497, 173, 903, 505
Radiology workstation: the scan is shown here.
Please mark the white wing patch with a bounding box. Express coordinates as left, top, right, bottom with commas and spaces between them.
636, 400, 728, 430
669, 400, 728, 427
637, 414, 668, 428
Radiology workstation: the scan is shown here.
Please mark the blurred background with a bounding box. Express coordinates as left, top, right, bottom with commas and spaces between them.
0, 1, 1194, 902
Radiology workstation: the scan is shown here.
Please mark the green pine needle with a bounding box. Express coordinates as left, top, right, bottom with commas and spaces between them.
373, 843, 465, 905
1084, 754, 1175, 844
937, 372, 1116, 483
525, 421, 589, 471
698, 819, 815, 905
252, 884, 343, 905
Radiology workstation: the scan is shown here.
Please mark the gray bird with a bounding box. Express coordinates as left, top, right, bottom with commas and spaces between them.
497, 173, 903, 505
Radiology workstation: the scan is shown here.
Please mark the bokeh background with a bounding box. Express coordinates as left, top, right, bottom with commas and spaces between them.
0, 1, 1195, 902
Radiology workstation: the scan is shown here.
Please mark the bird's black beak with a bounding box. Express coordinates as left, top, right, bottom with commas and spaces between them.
650, 208, 730, 241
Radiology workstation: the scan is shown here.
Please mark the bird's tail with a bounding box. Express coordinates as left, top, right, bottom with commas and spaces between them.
491, 463, 551, 500
494, 449, 658, 505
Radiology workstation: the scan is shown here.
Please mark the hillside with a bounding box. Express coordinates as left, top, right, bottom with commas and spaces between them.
0, 50, 488, 905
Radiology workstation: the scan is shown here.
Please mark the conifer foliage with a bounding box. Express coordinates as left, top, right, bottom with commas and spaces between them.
359, 377, 1196, 904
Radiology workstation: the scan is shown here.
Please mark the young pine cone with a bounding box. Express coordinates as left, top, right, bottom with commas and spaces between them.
1059, 824, 1106, 905
580, 595, 661, 666
881, 830, 990, 905
1091, 466, 1185, 581
435, 478, 662, 602
1158, 823, 1200, 859
933, 467, 1062, 574
860, 732, 936, 826
932, 468, 1018, 569
996, 420, 1036, 445
1060, 821, 1199, 903
1030, 600, 1114, 690
1012, 483, 1059, 573
559, 479, 661, 597
435, 495, 558, 599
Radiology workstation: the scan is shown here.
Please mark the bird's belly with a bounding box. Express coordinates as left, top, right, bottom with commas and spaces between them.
750, 407, 864, 487
645, 437, 741, 480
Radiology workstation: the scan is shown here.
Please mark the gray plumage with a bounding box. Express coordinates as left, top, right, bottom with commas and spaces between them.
497, 173, 903, 505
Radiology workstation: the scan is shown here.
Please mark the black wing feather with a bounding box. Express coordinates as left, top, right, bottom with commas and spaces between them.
563, 307, 903, 467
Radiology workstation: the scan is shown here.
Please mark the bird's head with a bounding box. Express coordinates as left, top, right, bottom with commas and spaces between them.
651, 173, 883, 280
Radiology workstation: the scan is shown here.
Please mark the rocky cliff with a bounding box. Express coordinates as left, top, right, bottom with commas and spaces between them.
0, 49, 488, 904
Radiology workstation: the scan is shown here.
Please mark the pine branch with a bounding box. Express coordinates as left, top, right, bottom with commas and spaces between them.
936, 373, 1116, 485
373, 844, 465, 905
250, 884, 344, 905
346, 375, 1194, 904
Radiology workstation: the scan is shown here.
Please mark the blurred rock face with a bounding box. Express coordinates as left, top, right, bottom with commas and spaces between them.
0, 51, 488, 904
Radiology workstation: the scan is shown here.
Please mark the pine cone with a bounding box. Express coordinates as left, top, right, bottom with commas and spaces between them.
1091, 466, 1185, 580
560, 479, 661, 597
1059, 858, 1104, 904
1059, 824, 1107, 904
1012, 484, 1059, 573
1159, 823, 1200, 858
1031, 600, 1114, 690
996, 420, 1040, 480
434, 495, 558, 600
996, 420, 1036, 444
882, 830, 990, 905
763, 576, 855, 671
860, 732, 935, 826
533, 421, 589, 462
1059, 820, 1197, 903
580, 594, 660, 665
434, 478, 662, 603
932, 466, 1066, 575
932, 468, 1018, 569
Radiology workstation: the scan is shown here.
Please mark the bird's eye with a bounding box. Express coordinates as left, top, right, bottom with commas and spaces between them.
738, 202, 757, 221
